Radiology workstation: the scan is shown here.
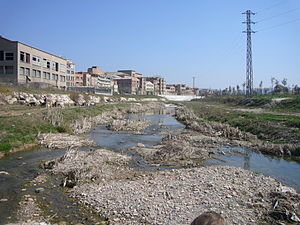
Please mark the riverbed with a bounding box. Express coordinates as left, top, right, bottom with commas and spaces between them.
0, 105, 299, 224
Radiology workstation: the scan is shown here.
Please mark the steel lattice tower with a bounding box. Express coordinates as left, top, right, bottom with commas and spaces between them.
243, 10, 255, 96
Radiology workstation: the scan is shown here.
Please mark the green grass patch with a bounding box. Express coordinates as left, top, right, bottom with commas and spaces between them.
0, 103, 131, 152
182, 101, 300, 144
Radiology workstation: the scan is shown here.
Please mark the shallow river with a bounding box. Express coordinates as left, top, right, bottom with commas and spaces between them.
0, 106, 299, 224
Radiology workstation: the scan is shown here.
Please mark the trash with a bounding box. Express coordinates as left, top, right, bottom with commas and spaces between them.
35, 187, 45, 193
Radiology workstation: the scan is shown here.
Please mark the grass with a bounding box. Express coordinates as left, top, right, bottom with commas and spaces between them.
199, 93, 300, 113
182, 101, 300, 144
0, 114, 58, 152
0, 103, 130, 153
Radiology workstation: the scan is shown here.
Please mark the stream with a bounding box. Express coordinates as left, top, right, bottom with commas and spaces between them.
0, 105, 300, 224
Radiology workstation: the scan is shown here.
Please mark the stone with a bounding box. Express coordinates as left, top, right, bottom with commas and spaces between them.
0, 171, 10, 175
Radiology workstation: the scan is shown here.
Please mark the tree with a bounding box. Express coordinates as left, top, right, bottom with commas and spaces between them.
242, 82, 246, 95
282, 78, 287, 87
271, 77, 276, 91
294, 85, 300, 94
259, 81, 263, 94
236, 85, 240, 95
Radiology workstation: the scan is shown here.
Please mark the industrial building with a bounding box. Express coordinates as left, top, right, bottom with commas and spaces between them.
0, 36, 75, 88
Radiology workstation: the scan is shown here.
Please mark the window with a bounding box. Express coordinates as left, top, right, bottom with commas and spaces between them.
0, 51, 4, 61
36, 70, 41, 78
20, 67, 25, 75
42, 59, 47, 68
43, 72, 47, 79
25, 53, 30, 63
25, 68, 30, 76
47, 61, 51, 69
59, 64, 66, 73
32, 56, 41, 66
32, 69, 37, 77
20, 52, 25, 62
5, 66, 14, 74
5, 53, 14, 61
60, 75, 65, 82
0, 66, 4, 74
52, 73, 58, 80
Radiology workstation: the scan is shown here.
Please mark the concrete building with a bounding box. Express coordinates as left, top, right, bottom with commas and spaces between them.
88, 66, 104, 75
75, 72, 84, 86
165, 84, 176, 95
145, 81, 154, 95
0, 36, 75, 88
117, 70, 137, 77
144, 76, 165, 95
115, 77, 139, 95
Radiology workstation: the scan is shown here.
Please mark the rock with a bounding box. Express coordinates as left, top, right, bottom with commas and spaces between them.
137, 143, 145, 147
58, 221, 67, 225
0, 171, 10, 175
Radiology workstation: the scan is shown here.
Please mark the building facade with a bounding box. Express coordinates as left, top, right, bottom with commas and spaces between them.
144, 76, 165, 95
0, 36, 75, 88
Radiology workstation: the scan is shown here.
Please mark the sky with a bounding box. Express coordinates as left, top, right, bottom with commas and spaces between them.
1, 0, 299, 89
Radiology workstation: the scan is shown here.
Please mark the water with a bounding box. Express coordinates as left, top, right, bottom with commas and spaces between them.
0, 105, 300, 224
204, 146, 300, 192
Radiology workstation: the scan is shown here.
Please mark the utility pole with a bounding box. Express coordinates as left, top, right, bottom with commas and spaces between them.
192, 76, 196, 95
192, 77, 195, 89
243, 10, 255, 96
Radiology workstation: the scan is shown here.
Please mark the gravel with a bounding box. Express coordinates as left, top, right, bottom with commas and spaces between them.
46, 148, 299, 225
72, 165, 283, 225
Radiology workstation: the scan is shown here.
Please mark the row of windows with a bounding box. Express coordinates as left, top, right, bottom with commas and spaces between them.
19, 51, 73, 74
0, 51, 14, 61
0, 65, 13, 74
20, 67, 73, 82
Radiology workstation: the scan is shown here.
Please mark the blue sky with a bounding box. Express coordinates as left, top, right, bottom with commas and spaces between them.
1, 0, 299, 89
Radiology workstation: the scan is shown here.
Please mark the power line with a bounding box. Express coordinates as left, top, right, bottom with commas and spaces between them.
256, 8, 300, 23
256, 0, 287, 14
257, 17, 300, 32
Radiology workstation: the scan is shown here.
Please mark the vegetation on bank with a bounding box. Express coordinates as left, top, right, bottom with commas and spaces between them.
182, 95, 300, 145
198, 93, 300, 113
0, 104, 129, 153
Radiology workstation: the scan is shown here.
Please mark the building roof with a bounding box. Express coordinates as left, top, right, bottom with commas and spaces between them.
0, 35, 70, 61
